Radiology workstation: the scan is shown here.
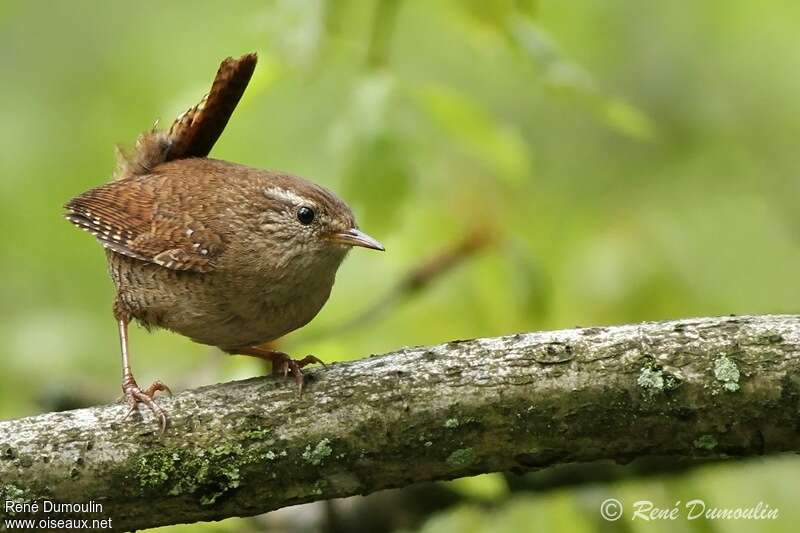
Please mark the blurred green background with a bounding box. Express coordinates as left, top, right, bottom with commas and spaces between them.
2, 0, 800, 531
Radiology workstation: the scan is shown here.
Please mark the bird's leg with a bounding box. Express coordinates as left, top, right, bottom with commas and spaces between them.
118, 317, 171, 432
232, 346, 324, 394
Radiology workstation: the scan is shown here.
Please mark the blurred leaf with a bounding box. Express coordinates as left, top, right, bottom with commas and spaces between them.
507, 14, 566, 69
460, 0, 515, 31
342, 133, 412, 233
414, 84, 532, 184
445, 473, 509, 502
515, 0, 538, 18
320, 0, 350, 49
459, 0, 537, 33
416, 493, 595, 533
601, 98, 656, 141
415, 504, 486, 533
366, 0, 405, 68
329, 72, 396, 156
508, 15, 657, 141
242, 53, 284, 103
507, 239, 551, 323
331, 71, 410, 233
259, 0, 324, 70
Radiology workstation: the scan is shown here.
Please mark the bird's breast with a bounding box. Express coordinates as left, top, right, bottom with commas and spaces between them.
108, 246, 345, 350
200, 255, 341, 348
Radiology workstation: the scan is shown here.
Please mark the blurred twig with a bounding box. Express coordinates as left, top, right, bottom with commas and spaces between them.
300, 226, 494, 343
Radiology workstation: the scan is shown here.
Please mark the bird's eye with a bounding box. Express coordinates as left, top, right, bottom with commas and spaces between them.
297, 206, 315, 225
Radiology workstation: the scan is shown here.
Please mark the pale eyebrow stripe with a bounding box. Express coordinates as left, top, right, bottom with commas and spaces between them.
262, 186, 309, 206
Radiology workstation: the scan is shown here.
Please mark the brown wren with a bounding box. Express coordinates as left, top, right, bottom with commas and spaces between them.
64, 53, 384, 431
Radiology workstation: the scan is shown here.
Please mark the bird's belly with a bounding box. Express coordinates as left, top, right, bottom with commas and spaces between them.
109, 254, 334, 349
181, 288, 331, 349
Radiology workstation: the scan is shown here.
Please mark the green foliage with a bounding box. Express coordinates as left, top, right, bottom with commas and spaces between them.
3, 0, 800, 531
416, 457, 800, 532
415, 84, 531, 184
342, 132, 412, 233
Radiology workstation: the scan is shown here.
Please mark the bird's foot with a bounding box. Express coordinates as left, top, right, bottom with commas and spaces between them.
230, 346, 326, 395
121, 376, 172, 433
270, 353, 325, 394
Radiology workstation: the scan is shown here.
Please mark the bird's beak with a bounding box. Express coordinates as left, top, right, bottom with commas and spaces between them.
329, 228, 385, 251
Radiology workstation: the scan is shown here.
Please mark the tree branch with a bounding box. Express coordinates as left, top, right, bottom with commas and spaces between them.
2, 315, 800, 530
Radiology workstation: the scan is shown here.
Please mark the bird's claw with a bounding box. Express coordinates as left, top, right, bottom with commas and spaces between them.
271, 353, 325, 396
121, 378, 171, 433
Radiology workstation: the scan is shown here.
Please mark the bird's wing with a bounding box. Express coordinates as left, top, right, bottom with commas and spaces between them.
165, 53, 257, 161
64, 176, 223, 273
65, 54, 254, 269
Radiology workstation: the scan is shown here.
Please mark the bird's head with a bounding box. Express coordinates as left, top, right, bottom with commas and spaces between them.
255, 173, 384, 269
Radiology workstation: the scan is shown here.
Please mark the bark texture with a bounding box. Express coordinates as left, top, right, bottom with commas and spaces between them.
2, 314, 800, 530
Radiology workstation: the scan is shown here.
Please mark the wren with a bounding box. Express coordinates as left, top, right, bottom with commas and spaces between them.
64, 53, 384, 431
